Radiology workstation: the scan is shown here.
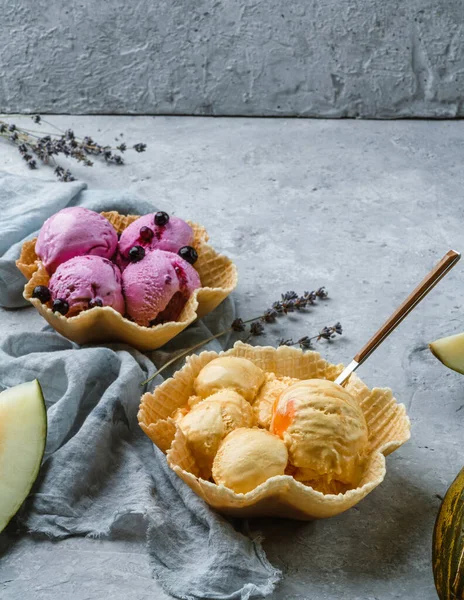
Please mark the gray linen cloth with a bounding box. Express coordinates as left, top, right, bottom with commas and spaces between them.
0, 172, 281, 600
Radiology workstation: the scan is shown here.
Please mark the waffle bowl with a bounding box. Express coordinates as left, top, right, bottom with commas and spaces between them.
16, 211, 238, 351
138, 342, 411, 520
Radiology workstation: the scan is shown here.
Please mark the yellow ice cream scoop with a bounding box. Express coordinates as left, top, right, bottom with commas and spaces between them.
179, 390, 253, 479
194, 357, 265, 402
212, 428, 288, 494
271, 379, 369, 487
252, 372, 299, 429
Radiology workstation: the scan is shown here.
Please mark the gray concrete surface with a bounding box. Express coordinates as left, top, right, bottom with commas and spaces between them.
1, 116, 464, 599
1, 1, 464, 118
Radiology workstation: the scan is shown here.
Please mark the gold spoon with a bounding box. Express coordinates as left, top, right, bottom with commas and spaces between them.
335, 250, 461, 386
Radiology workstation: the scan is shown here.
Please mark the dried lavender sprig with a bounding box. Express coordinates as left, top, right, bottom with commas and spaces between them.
0, 124, 95, 179
0, 117, 146, 181
271, 288, 328, 314
140, 290, 339, 386
278, 322, 343, 350
27, 116, 147, 155
54, 166, 76, 182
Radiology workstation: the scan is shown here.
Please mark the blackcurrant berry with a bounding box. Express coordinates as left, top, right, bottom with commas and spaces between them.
154, 211, 169, 226
128, 245, 145, 262
32, 285, 51, 303
52, 299, 69, 315
178, 246, 198, 265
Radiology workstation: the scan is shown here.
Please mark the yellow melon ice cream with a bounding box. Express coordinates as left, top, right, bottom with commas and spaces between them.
194, 357, 265, 402
252, 372, 299, 428
171, 406, 189, 423
212, 428, 288, 494
178, 390, 253, 479
271, 379, 369, 489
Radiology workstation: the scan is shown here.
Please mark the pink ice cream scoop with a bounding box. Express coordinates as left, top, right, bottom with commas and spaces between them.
48, 255, 125, 317
122, 249, 201, 326
36, 207, 118, 274
117, 211, 194, 270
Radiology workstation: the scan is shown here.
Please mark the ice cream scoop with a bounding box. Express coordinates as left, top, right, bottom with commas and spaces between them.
36, 207, 118, 274
122, 249, 201, 326
48, 255, 125, 317
271, 379, 369, 488
212, 428, 288, 494
194, 357, 265, 402
252, 372, 299, 429
118, 212, 194, 270
179, 390, 253, 479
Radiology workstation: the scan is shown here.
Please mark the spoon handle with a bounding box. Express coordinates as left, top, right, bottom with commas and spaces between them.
335, 249, 461, 386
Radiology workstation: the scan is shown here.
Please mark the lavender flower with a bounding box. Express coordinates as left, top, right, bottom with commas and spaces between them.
231, 318, 246, 332
250, 321, 265, 336
0, 116, 147, 182
141, 289, 342, 386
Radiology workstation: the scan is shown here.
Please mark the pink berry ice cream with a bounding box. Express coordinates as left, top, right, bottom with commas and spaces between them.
48, 255, 125, 317
31, 207, 203, 325
36, 207, 118, 274
122, 249, 201, 326
117, 211, 194, 270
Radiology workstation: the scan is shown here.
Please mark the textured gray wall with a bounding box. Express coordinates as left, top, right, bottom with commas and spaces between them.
1, 0, 464, 117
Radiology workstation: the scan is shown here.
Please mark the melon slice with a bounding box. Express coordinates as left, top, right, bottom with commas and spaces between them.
429, 332, 464, 375
0, 380, 47, 532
